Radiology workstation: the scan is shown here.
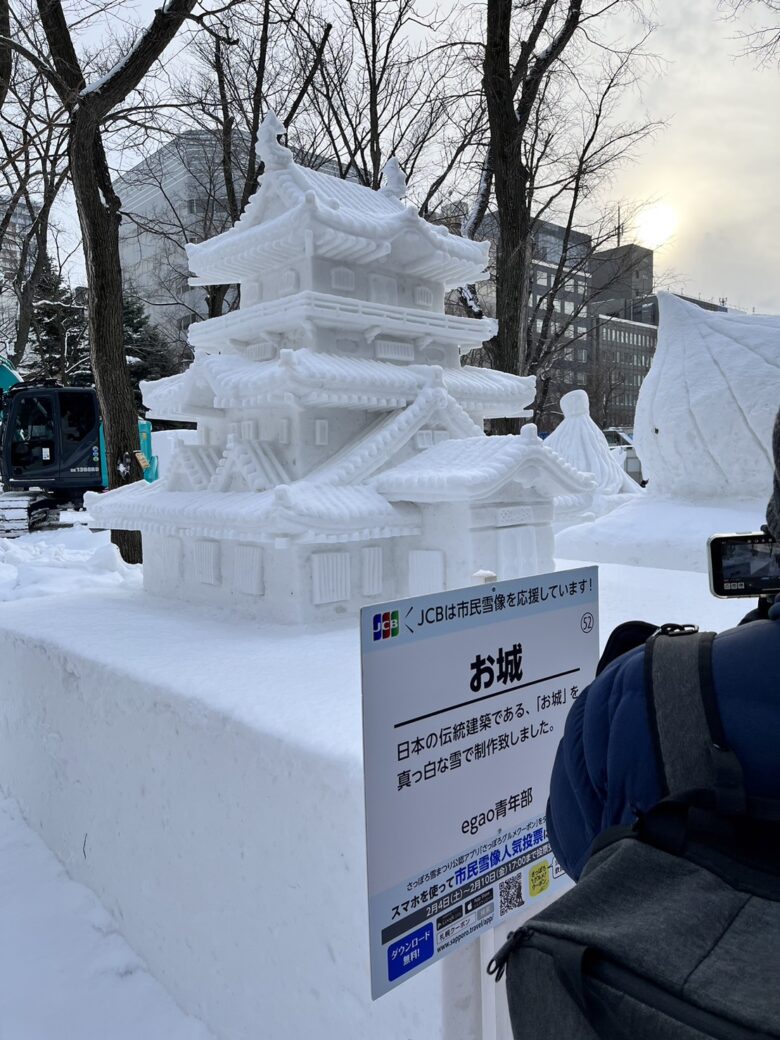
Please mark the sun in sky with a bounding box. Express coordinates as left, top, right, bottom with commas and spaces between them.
634, 202, 679, 250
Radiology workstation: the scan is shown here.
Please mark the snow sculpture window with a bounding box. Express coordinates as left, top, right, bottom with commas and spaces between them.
193, 540, 221, 585
280, 269, 299, 295
361, 547, 383, 596
242, 420, 256, 440
415, 429, 434, 449
314, 419, 329, 446
233, 544, 264, 596
375, 339, 414, 361
312, 552, 351, 604
408, 550, 445, 596
278, 418, 291, 444
369, 273, 398, 306
414, 286, 434, 308
331, 267, 355, 291
159, 536, 182, 584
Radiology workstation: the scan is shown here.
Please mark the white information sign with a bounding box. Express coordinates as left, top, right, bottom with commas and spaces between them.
361, 566, 599, 998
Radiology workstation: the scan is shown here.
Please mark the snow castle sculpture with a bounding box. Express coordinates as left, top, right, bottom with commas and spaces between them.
89, 113, 594, 622
634, 293, 780, 499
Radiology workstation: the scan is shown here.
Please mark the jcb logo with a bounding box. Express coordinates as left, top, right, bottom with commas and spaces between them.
372, 610, 399, 641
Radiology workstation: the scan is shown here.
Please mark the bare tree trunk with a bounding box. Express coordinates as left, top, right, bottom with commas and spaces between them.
70, 117, 143, 560
35, 0, 200, 561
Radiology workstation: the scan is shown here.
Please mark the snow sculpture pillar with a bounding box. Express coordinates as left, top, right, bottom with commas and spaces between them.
88, 113, 594, 622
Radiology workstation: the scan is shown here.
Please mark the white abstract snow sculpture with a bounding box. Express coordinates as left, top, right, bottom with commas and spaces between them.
380, 156, 406, 199
546, 389, 640, 497
88, 112, 594, 622
633, 293, 780, 499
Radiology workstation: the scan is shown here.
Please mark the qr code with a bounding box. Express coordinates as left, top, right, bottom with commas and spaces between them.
499, 876, 524, 916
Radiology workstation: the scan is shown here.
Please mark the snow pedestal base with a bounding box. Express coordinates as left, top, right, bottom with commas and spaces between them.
0, 588, 527, 1040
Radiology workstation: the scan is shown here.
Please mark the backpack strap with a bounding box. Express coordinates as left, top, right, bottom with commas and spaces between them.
645, 629, 748, 816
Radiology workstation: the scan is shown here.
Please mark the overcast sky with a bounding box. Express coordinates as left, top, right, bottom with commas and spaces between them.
611, 0, 780, 314
77, 0, 780, 313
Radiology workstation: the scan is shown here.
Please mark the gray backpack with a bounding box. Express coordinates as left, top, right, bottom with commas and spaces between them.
488, 628, 780, 1039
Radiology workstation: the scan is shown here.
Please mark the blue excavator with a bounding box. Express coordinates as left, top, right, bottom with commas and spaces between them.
0, 357, 157, 535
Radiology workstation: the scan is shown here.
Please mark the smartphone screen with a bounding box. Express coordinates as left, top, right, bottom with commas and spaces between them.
709, 533, 780, 597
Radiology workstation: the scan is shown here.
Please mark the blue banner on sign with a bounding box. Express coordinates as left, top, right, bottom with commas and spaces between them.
387, 923, 435, 981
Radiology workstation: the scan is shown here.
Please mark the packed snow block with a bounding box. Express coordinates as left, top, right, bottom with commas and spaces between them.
0, 589, 491, 1040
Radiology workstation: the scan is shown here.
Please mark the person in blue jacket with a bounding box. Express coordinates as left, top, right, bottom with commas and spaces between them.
547, 407, 780, 881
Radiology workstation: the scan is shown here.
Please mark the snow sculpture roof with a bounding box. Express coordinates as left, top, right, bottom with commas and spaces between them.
144, 351, 534, 420
91, 479, 421, 544
372, 423, 596, 502
633, 293, 780, 499
545, 390, 640, 496
140, 373, 197, 422
186, 113, 490, 287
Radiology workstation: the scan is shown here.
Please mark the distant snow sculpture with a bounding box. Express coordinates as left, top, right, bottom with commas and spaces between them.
88, 113, 593, 622
380, 156, 406, 199
634, 293, 780, 499
546, 389, 640, 497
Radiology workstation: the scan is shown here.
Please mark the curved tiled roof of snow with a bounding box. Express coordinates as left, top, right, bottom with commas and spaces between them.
141, 351, 533, 420
140, 351, 536, 420
87, 479, 420, 542
140, 373, 198, 422
187, 116, 489, 286
633, 293, 780, 498
309, 387, 482, 486
372, 424, 596, 502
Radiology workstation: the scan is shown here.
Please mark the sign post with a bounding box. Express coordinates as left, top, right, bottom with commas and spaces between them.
361, 566, 599, 1000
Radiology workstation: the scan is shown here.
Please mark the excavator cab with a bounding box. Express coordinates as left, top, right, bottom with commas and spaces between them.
1, 384, 104, 503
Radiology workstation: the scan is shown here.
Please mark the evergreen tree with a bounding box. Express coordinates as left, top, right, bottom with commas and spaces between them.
122, 292, 180, 408
26, 256, 90, 385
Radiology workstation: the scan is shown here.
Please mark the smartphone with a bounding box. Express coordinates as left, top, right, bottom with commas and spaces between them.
708, 532, 780, 598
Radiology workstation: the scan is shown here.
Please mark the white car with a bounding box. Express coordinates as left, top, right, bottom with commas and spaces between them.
603, 427, 645, 484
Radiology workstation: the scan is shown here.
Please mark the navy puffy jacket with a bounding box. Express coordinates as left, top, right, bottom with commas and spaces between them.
547, 616, 780, 880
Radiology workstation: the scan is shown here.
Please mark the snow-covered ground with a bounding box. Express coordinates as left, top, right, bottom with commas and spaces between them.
0, 796, 211, 1039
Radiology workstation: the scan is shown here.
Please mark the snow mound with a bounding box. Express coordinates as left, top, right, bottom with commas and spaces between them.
634, 293, 780, 499
556, 495, 767, 572
0, 527, 140, 601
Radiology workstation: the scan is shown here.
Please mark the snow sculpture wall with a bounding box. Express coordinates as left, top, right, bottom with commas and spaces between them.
633, 293, 780, 499
88, 113, 594, 621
